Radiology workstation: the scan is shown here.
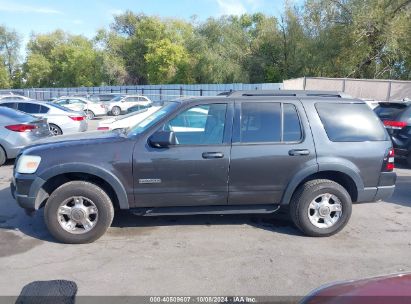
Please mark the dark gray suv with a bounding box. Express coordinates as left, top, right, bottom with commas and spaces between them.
11, 91, 396, 243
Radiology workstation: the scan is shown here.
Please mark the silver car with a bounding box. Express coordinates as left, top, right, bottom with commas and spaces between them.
0, 100, 88, 136
0, 107, 51, 166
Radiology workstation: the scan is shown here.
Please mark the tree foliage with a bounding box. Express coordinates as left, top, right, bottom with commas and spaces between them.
0, 0, 410, 89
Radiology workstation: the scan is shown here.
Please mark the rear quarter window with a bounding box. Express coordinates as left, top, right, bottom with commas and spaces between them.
316, 103, 388, 142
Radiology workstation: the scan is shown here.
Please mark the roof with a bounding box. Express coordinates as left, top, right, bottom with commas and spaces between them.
227, 90, 352, 98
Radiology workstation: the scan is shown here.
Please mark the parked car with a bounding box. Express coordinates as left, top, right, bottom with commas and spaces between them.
11, 90, 396, 244
97, 106, 162, 131
301, 272, 411, 304
0, 100, 87, 136
374, 101, 411, 167
53, 97, 108, 120
106, 95, 152, 116
0, 93, 30, 101
0, 107, 51, 166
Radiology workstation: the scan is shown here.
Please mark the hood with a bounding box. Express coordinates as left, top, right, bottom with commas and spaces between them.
23, 130, 126, 154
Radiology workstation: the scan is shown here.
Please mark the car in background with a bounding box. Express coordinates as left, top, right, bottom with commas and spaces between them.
301, 272, 411, 304
374, 101, 411, 167
0, 100, 87, 136
106, 95, 152, 116
97, 106, 162, 131
0, 107, 51, 166
127, 103, 152, 113
53, 97, 108, 120
0, 93, 30, 101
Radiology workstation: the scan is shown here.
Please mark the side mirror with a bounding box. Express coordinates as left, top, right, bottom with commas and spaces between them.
149, 131, 176, 148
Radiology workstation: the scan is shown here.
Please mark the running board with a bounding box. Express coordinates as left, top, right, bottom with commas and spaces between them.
131, 204, 281, 216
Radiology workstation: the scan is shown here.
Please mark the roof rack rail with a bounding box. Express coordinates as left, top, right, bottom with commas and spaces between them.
228, 90, 351, 98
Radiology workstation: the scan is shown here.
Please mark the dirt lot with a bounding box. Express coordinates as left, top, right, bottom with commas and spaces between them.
0, 134, 410, 298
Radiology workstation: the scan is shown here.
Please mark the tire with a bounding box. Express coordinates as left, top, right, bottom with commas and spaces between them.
0, 146, 6, 166
111, 106, 121, 116
49, 124, 63, 136
85, 110, 95, 120
44, 181, 114, 244
289, 179, 352, 237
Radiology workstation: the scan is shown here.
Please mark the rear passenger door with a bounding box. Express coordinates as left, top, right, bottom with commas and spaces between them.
228, 99, 317, 205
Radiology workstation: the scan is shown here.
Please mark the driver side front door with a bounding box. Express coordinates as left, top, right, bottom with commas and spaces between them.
132, 102, 233, 207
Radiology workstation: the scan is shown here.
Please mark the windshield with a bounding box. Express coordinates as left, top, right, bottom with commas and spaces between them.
127, 102, 178, 136
47, 102, 75, 112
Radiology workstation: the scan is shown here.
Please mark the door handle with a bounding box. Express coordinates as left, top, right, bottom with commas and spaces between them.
202, 152, 224, 159
289, 149, 310, 156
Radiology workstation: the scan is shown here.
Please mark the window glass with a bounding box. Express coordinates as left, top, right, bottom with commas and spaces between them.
316, 103, 388, 142
165, 104, 227, 145
283, 104, 302, 141
56, 99, 68, 105
17, 103, 41, 114
241, 103, 281, 143
0, 102, 16, 109
39, 105, 49, 114
69, 99, 85, 104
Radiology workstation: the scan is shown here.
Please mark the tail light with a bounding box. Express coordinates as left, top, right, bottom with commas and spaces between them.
383, 120, 407, 129
97, 127, 109, 131
382, 148, 395, 172
69, 116, 85, 121
5, 124, 37, 132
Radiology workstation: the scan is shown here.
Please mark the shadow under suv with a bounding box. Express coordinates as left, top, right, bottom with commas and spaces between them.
11, 90, 396, 243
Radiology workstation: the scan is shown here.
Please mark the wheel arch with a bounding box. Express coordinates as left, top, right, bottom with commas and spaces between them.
281, 165, 362, 205
35, 163, 130, 210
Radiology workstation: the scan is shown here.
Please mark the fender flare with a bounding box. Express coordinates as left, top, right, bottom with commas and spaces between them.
280, 163, 364, 205
35, 163, 130, 209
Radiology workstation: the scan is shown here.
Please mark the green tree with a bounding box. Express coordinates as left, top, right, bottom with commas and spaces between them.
0, 25, 20, 87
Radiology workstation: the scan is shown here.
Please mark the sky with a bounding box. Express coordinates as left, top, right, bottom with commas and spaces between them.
0, 0, 296, 56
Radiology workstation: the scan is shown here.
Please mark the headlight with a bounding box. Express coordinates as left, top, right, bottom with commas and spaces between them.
16, 155, 42, 174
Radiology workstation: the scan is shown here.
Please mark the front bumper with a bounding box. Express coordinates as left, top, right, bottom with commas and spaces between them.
11, 173, 47, 211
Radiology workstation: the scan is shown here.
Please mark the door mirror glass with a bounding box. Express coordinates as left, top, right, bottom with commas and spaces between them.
149, 131, 177, 148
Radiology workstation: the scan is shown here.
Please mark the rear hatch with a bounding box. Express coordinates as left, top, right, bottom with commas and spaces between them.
374, 102, 411, 151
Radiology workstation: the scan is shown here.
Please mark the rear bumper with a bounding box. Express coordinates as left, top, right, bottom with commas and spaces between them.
357, 172, 396, 203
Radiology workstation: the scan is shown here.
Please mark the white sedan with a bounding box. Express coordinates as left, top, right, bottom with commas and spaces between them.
97, 106, 162, 131
54, 97, 108, 120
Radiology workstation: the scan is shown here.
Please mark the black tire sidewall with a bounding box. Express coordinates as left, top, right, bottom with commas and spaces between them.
296, 183, 352, 237
45, 182, 114, 244
0, 146, 6, 166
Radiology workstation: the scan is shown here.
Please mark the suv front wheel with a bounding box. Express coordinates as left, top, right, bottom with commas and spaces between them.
290, 179, 352, 237
45, 181, 114, 244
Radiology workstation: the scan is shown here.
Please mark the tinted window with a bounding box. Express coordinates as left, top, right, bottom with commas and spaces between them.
165, 104, 227, 145
316, 103, 388, 142
0, 107, 33, 119
46, 103, 72, 112
374, 103, 409, 120
241, 103, 281, 143
39, 105, 49, 114
17, 103, 41, 114
0, 102, 16, 109
283, 104, 302, 141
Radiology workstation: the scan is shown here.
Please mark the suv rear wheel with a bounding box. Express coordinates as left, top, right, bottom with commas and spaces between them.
44, 181, 114, 244
290, 179, 352, 237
